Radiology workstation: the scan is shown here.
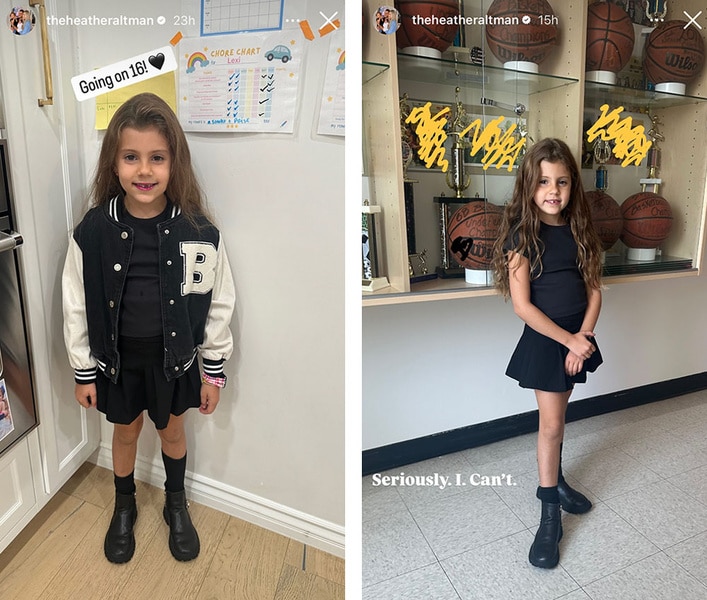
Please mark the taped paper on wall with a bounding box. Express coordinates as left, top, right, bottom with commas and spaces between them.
201, 0, 284, 36
317, 29, 345, 136
178, 32, 301, 132
95, 72, 177, 130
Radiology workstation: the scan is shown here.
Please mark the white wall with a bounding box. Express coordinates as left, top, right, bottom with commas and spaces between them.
363, 270, 707, 450
39, 0, 342, 549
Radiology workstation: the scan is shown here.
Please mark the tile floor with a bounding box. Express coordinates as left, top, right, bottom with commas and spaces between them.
363, 390, 707, 599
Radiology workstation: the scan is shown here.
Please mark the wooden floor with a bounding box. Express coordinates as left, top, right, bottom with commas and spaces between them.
0, 462, 345, 600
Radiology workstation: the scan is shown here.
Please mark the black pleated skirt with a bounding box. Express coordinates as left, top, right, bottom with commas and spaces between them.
95, 336, 201, 430
505, 311, 603, 392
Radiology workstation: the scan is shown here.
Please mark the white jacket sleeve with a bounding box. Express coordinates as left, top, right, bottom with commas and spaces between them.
199, 236, 235, 372
62, 235, 97, 383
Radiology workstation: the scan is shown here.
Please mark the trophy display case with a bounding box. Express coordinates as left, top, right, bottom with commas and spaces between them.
363, 0, 707, 306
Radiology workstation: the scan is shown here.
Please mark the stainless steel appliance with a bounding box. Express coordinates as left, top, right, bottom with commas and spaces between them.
0, 138, 37, 455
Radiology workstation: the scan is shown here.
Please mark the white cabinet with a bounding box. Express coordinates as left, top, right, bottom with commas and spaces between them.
0, 438, 37, 551
0, 0, 100, 551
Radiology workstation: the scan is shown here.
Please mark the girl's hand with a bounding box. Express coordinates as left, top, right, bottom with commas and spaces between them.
75, 383, 97, 408
567, 332, 596, 360
565, 352, 584, 376
199, 383, 220, 414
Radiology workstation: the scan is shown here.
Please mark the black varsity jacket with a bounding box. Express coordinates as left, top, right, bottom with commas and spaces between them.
62, 196, 235, 384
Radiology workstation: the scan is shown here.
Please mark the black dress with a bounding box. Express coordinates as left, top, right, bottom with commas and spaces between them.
505, 222, 603, 392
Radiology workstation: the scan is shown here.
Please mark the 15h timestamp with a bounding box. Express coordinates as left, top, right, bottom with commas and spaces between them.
523, 14, 559, 25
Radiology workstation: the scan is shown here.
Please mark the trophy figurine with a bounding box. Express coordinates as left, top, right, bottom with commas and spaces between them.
445, 87, 471, 198
446, 134, 471, 198
644, 0, 667, 23
642, 113, 664, 193
362, 198, 389, 292
625, 113, 671, 262
433, 87, 476, 278
593, 138, 611, 191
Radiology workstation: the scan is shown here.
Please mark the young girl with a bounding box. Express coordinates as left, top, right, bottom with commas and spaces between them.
62, 93, 235, 564
492, 138, 603, 569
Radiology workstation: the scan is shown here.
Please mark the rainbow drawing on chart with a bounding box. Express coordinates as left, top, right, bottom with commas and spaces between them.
186, 51, 210, 73
336, 51, 345, 71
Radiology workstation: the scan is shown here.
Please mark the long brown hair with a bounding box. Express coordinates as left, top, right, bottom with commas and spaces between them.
492, 138, 602, 297
89, 92, 209, 221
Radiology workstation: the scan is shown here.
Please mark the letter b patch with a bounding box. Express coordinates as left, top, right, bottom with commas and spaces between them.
180, 242, 217, 295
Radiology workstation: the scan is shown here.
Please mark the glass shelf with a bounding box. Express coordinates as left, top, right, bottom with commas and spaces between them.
602, 253, 693, 276
397, 53, 578, 96
411, 277, 493, 294
584, 81, 707, 111
362, 253, 695, 305
363, 61, 389, 84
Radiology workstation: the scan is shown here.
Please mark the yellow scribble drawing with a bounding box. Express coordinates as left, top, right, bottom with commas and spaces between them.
586, 104, 652, 167
406, 104, 527, 172
460, 115, 526, 172
405, 102, 450, 171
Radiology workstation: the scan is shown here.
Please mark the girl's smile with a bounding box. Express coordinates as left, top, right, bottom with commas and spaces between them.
115, 126, 171, 218
534, 160, 571, 225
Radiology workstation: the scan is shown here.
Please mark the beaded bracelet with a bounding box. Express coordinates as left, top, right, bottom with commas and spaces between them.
202, 373, 227, 388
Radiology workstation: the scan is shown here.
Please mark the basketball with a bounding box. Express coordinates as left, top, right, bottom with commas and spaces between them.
620, 192, 673, 249
447, 201, 503, 269
586, 190, 623, 250
586, 2, 635, 73
485, 0, 558, 65
643, 20, 705, 85
395, 0, 459, 53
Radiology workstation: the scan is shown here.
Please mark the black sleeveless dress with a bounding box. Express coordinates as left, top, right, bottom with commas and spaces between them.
505, 222, 603, 392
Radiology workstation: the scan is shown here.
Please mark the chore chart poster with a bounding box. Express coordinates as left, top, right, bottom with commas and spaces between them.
178, 33, 301, 132
317, 29, 345, 136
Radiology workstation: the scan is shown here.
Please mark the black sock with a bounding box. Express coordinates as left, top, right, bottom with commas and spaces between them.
114, 471, 136, 495
162, 451, 186, 493
536, 485, 560, 504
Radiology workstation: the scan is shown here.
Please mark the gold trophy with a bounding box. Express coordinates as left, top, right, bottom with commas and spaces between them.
642, 113, 664, 193
629, 113, 667, 262
445, 88, 471, 198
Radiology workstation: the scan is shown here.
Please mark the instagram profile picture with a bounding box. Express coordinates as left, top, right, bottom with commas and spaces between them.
7, 6, 35, 36
374, 6, 400, 35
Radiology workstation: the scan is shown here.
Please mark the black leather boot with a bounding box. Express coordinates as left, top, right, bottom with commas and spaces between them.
528, 501, 562, 569
104, 492, 137, 563
163, 490, 200, 561
558, 443, 592, 514
557, 478, 592, 514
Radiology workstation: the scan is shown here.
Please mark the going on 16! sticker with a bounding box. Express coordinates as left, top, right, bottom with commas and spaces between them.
71, 46, 177, 101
